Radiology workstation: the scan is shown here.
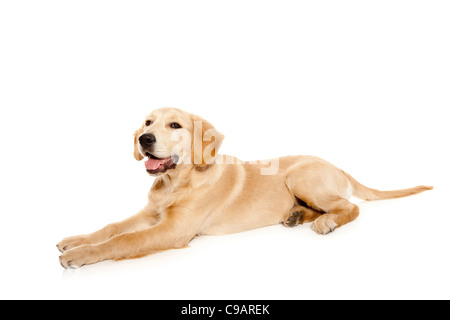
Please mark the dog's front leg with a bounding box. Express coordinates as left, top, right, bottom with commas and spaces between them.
57, 205, 159, 252
59, 212, 197, 268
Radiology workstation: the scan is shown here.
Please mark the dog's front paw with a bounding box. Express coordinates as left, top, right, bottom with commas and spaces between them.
57, 235, 89, 253
59, 245, 99, 269
311, 214, 338, 235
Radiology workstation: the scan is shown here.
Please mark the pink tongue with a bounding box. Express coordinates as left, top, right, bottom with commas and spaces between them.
145, 158, 166, 170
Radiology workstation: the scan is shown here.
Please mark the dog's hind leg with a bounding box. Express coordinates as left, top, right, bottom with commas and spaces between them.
310, 198, 359, 234
284, 157, 358, 234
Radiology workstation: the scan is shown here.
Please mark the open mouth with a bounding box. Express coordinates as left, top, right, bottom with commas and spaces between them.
144, 152, 178, 174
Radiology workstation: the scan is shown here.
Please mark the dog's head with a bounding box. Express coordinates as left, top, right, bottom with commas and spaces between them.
133, 107, 224, 176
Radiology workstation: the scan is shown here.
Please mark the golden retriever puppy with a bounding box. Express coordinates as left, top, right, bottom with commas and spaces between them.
57, 107, 432, 268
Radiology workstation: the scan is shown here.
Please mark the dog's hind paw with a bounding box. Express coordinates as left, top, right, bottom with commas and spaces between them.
282, 210, 304, 227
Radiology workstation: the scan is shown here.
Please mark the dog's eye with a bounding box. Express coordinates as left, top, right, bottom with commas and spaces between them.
145, 120, 152, 126
170, 122, 182, 129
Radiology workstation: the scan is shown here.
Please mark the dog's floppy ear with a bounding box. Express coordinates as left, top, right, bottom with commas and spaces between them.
190, 113, 224, 166
133, 125, 144, 161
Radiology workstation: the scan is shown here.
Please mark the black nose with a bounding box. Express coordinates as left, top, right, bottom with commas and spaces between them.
139, 133, 156, 148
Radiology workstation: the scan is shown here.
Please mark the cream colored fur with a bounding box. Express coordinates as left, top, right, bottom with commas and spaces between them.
58, 107, 432, 268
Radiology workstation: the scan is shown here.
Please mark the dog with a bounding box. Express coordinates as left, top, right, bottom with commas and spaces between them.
57, 107, 432, 268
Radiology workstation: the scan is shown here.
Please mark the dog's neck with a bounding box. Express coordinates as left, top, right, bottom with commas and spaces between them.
148, 163, 224, 206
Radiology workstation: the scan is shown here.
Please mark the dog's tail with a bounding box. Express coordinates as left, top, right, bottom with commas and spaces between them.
343, 171, 433, 201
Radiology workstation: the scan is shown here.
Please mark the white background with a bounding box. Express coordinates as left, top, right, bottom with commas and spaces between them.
0, 1, 449, 299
